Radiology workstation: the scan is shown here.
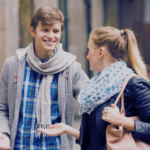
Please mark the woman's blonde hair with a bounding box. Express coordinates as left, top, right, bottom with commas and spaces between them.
90, 26, 149, 81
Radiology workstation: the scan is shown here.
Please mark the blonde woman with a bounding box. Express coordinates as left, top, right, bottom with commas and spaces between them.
38, 27, 150, 150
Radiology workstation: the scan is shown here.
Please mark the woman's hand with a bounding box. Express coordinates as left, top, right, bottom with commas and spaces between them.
37, 123, 80, 139
37, 123, 68, 137
102, 103, 135, 132
102, 104, 124, 126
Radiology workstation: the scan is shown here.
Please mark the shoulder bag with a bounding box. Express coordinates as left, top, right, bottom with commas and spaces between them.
106, 74, 150, 150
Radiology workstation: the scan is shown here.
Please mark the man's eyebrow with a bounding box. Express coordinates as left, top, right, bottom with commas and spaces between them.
41, 26, 48, 28
41, 24, 49, 28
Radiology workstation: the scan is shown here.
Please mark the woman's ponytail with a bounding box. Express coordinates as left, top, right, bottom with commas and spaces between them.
123, 29, 149, 81
90, 26, 149, 81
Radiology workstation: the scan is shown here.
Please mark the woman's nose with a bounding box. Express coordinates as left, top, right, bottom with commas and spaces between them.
86, 55, 89, 60
86, 52, 89, 59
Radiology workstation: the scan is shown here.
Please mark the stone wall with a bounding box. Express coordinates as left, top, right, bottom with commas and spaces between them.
0, 0, 58, 72
68, 0, 104, 116
0, 0, 19, 72
34, 0, 58, 12
0, 0, 6, 71
91, 0, 104, 29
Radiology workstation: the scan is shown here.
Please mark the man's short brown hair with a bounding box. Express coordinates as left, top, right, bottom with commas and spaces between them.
30, 6, 64, 31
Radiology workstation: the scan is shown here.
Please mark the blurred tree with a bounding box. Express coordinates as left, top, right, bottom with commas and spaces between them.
19, 0, 33, 48
84, 0, 93, 78
58, 0, 68, 52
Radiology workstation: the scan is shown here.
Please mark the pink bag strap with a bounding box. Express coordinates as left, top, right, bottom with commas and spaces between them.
114, 74, 137, 116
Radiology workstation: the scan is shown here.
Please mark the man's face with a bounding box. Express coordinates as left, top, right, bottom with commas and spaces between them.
30, 21, 62, 55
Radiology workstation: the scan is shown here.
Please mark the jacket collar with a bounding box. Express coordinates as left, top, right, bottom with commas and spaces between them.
16, 47, 27, 61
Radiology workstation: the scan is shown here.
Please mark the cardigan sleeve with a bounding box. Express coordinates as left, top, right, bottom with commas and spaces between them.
0, 59, 10, 134
131, 76, 150, 142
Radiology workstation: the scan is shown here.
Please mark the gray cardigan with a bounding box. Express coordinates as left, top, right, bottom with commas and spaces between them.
0, 52, 89, 150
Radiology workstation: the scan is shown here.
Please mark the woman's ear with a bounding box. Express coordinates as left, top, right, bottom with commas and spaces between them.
99, 47, 105, 59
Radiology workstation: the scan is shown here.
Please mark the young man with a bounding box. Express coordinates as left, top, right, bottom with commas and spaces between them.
0, 6, 89, 150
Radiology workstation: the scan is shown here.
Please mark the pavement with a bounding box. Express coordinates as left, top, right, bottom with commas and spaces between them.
73, 117, 82, 150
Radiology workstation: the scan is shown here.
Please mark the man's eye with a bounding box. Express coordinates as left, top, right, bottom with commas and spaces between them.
43, 29, 48, 32
53, 30, 59, 33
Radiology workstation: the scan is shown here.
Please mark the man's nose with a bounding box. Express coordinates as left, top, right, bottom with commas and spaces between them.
47, 31, 54, 39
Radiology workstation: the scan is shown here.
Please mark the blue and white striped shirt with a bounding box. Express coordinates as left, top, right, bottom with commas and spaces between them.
14, 60, 61, 150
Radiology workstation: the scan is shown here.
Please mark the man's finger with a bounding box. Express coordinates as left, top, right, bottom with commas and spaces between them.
6, 146, 11, 149
0, 146, 11, 150
37, 129, 51, 135
49, 125, 56, 129
37, 129, 46, 132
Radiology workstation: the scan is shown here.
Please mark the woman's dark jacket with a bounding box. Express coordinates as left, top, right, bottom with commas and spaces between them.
76, 76, 150, 150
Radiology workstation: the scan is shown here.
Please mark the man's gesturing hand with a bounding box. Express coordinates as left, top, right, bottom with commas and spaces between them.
0, 133, 11, 150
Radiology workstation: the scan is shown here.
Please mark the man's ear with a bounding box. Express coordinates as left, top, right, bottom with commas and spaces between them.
99, 47, 105, 59
30, 26, 35, 37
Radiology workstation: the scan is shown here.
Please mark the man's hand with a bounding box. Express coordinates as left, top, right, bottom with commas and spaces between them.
37, 123, 80, 139
0, 133, 11, 150
37, 123, 67, 137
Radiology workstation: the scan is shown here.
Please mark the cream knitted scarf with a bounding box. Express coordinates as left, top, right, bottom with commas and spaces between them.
26, 42, 76, 137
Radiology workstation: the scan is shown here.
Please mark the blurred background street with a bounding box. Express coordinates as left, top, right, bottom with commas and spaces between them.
1, 0, 150, 78
1, 0, 150, 149
73, 117, 81, 150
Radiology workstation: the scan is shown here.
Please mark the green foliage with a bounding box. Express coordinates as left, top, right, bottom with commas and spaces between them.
19, 0, 33, 48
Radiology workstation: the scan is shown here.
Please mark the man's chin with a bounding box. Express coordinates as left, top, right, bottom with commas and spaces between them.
43, 45, 55, 51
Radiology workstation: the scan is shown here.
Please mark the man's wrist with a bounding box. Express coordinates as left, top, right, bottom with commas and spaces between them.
64, 124, 70, 135
2, 132, 10, 139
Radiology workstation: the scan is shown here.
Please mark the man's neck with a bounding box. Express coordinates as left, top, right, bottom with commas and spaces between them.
34, 46, 54, 62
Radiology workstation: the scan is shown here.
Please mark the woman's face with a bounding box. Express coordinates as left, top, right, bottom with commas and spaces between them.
87, 39, 100, 71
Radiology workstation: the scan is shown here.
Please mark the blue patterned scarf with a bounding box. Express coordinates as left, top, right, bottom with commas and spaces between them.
77, 61, 135, 115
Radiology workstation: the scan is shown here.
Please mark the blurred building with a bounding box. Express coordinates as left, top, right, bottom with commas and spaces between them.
104, 0, 150, 73
0, 0, 150, 116
0, 0, 103, 75
0, 0, 103, 117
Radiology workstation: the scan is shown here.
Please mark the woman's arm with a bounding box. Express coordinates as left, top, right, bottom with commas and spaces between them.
37, 123, 80, 139
130, 77, 150, 140
102, 77, 150, 142
102, 104, 135, 132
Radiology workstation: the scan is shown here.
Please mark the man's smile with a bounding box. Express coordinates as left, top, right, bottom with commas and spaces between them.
43, 39, 55, 46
